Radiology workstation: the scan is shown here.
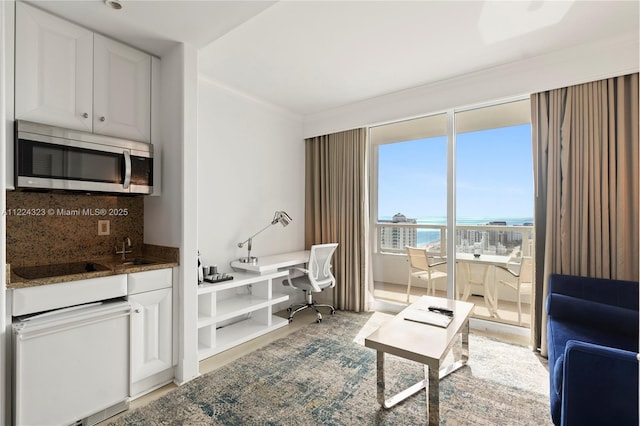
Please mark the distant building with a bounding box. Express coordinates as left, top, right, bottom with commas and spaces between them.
380, 213, 417, 249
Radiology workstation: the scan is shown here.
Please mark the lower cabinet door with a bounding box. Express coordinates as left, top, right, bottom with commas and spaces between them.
129, 288, 172, 391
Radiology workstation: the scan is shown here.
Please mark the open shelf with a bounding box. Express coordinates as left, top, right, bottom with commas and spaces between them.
196, 270, 289, 361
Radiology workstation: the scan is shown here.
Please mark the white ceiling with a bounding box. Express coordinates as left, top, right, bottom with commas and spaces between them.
25, 1, 640, 117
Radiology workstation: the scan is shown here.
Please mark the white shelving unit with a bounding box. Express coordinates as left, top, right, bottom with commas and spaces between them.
197, 270, 289, 360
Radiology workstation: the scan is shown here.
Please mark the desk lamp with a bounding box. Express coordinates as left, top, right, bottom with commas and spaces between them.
237, 210, 292, 264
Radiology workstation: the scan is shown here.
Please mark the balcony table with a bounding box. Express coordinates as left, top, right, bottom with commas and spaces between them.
455, 253, 511, 317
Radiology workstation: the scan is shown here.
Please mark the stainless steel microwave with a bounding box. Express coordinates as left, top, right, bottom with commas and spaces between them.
15, 120, 153, 195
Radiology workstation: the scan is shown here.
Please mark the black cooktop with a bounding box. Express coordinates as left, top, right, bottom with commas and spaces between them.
13, 261, 110, 280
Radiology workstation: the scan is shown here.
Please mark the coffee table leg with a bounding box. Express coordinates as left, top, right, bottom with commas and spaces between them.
375, 322, 469, 425
427, 364, 440, 425
440, 320, 470, 379
376, 351, 427, 409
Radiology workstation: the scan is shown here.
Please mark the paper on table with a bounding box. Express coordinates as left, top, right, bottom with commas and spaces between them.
404, 308, 453, 328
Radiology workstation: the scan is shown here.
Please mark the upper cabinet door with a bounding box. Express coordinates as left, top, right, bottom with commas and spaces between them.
93, 34, 151, 142
15, 2, 93, 132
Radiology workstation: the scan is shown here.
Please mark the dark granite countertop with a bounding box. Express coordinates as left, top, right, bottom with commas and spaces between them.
7, 244, 179, 289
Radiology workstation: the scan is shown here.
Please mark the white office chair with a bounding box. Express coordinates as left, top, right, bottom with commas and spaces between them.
284, 243, 338, 323
494, 256, 533, 325
405, 246, 447, 304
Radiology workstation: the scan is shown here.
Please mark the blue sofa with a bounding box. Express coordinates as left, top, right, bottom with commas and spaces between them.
546, 274, 639, 425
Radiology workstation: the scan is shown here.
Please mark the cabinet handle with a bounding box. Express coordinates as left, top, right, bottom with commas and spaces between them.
134, 308, 141, 314
100, 116, 106, 122
82, 112, 89, 118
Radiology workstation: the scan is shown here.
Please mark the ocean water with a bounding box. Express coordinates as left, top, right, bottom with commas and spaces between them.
380, 216, 534, 246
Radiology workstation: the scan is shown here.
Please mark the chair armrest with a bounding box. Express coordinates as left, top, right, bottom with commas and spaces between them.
429, 260, 446, 268
562, 340, 638, 426
494, 265, 518, 278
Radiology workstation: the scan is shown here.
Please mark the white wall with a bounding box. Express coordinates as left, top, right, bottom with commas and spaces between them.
197, 77, 305, 308
304, 34, 640, 138
145, 49, 184, 249
144, 43, 199, 384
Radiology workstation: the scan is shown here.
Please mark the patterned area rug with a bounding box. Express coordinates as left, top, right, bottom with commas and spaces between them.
109, 311, 551, 425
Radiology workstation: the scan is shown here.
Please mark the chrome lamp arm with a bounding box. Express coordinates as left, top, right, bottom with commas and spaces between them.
237, 211, 292, 264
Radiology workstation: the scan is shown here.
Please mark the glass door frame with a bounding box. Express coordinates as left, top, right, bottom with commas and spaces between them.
370, 94, 531, 302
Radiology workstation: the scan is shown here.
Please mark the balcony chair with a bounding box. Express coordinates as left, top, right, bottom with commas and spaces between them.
494, 256, 533, 325
405, 246, 447, 304
284, 243, 338, 323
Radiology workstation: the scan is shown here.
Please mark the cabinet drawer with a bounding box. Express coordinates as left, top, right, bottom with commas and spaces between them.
128, 268, 172, 295
12, 275, 127, 316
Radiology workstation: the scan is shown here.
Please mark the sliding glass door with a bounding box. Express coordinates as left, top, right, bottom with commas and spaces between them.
370, 114, 449, 303
370, 99, 533, 328
454, 101, 533, 327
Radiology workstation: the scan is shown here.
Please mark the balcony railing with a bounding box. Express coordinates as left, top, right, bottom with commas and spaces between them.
375, 222, 533, 258
374, 221, 534, 328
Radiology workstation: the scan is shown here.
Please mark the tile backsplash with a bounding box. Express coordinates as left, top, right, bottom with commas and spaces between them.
6, 191, 144, 267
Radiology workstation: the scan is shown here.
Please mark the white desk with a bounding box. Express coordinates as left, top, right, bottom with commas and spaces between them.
230, 250, 310, 274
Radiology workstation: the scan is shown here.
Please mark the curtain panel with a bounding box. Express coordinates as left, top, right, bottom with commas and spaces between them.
304, 128, 372, 312
531, 73, 639, 355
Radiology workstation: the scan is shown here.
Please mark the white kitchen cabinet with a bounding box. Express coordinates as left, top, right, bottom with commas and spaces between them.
93, 34, 151, 142
197, 271, 289, 361
15, 2, 93, 132
11, 275, 127, 316
128, 268, 173, 398
15, 2, 152, 142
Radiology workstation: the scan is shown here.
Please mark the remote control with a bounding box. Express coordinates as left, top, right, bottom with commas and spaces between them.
428, 306, 454, 316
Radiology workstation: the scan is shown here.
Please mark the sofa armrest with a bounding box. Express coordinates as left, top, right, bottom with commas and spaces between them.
548, 274, 638, 310
546, 293, 638, 337
562, 340, 638, 426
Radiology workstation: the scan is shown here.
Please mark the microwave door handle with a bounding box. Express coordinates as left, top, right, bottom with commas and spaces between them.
123, 151, 131, 189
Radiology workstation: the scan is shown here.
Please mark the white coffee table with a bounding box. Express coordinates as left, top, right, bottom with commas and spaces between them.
364, 295, 474, 425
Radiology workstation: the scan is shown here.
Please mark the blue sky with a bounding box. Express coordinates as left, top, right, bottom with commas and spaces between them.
377, 124, 533, 220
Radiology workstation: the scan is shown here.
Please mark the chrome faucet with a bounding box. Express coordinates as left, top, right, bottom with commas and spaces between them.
115, 237, 133, 260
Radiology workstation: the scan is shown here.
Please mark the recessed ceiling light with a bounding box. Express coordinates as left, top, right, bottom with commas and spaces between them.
104, 0, 123, 10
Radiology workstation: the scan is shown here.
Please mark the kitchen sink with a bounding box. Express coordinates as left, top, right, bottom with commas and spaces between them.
13, 261, 111, 280
120, 258, 157, 266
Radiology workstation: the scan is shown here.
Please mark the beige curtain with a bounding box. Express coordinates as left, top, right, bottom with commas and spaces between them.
531, 73, 639, 355
305, 128, 373, 312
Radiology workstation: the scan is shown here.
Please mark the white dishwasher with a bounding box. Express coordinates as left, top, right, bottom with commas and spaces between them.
13, 299, 131, 426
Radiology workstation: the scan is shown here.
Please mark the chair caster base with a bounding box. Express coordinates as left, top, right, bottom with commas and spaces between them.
286, 302, 336, 324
